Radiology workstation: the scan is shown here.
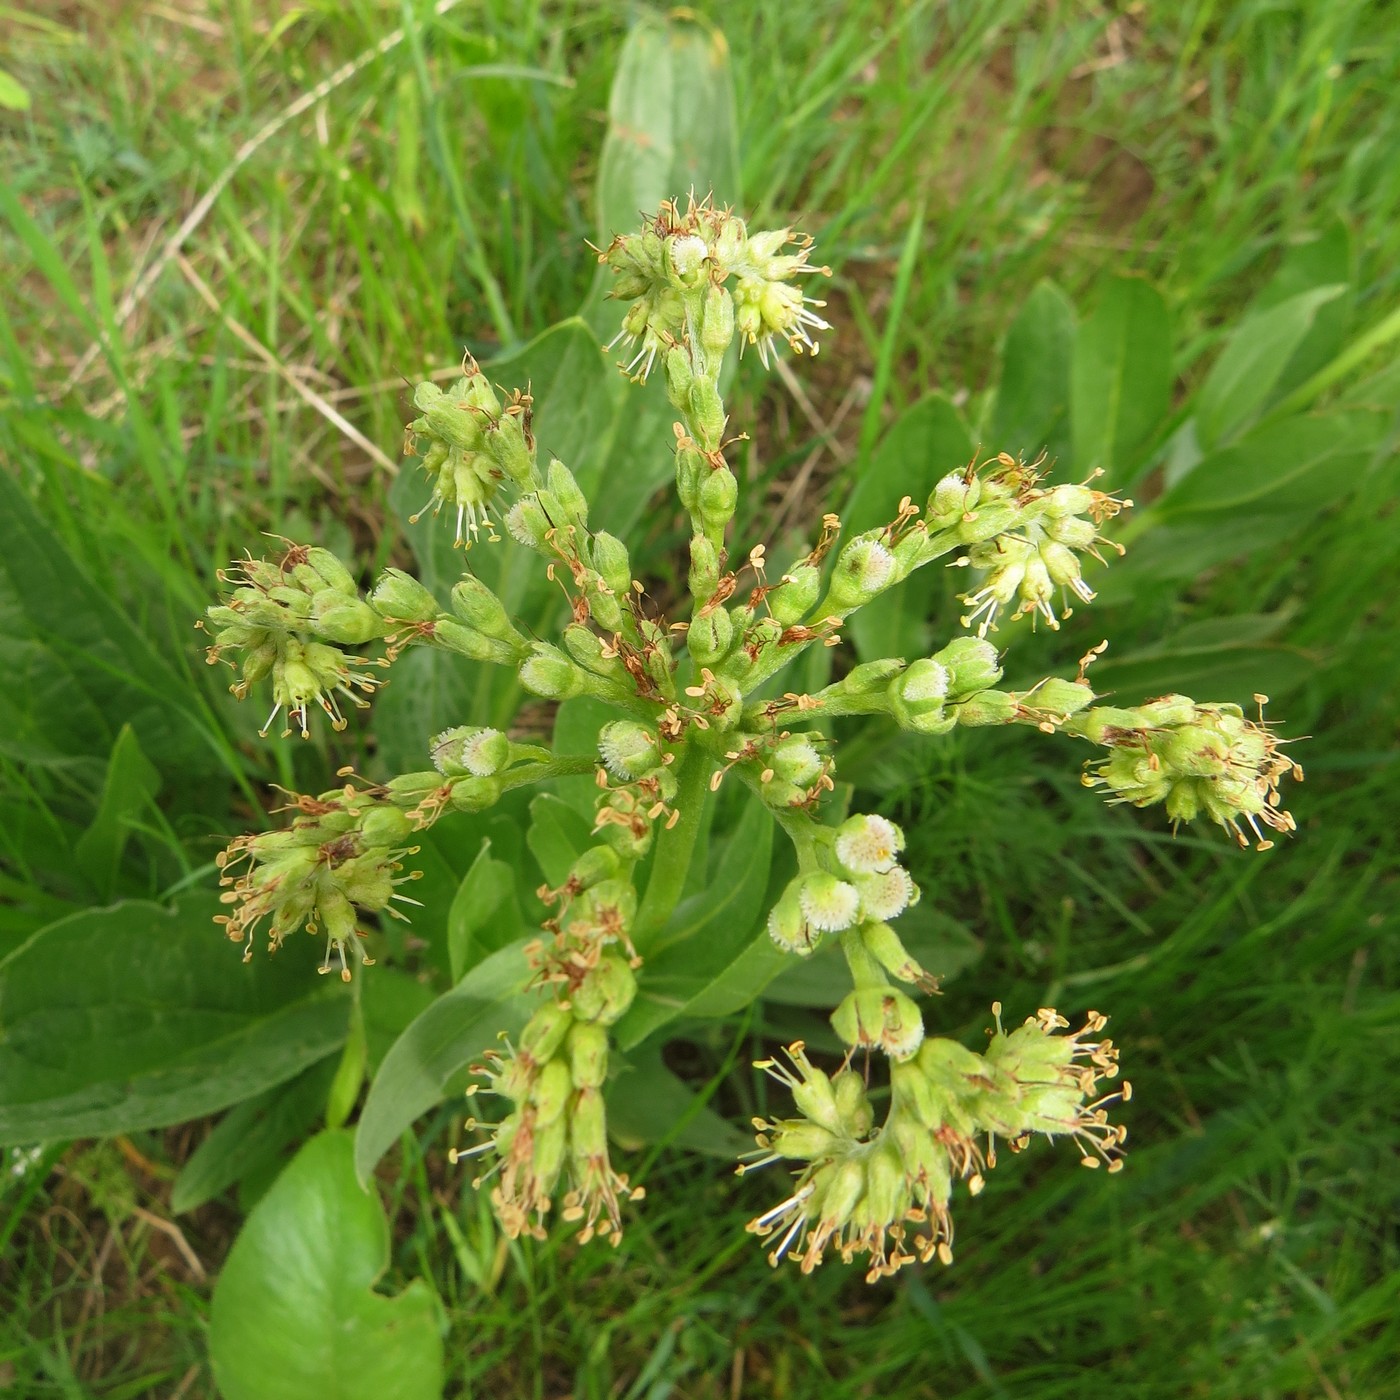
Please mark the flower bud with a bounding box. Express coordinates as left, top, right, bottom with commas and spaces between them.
700, 282, 735, 359
371, 568, 439, 622
834, 814, 904, 874
432, 725, 510, 778
532, 1057, 574, 1128
768, 878, 818, 955
926, 471, 981, 528
598, 721, 660, 779
831, 1068, 874, 1138
546, 459, 588, 528
448, 776, 503, 812
687, 607, 733, 667
854, 866, 918, 922
698, 466, 738, 535
889, 660, 951, 733
828, 537, 897, 610
772, 733, 824, 786
1031, 677, 1095, 717
432, 618, 496, 662
568, 1021, 611, 1090
768, 563, 821, 625
831, 987, 925, 1061
768, 1121, 841, 1160
519, 644, 588, 700
450, 575, 516, 641
861, 921, 930, 987
955, 690, 1018, 727
519, 1002, 574, 1066
358, 805, 413, 848
590, 531, 632, 598
688, 534, 720, 602
570, 953, 637, 1025
505, 494, 552, 551
531, 1115, 568, 1195
309, 596, 385, 646
570, 1086, 609, 1161
482, 413, 533, 484
797, 872, 861, 933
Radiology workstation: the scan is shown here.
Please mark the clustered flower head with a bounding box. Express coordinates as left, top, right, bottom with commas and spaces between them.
744, 1005, 1129, 1282
930, 456, 1129, 636
203, 197, 1306, 1288
453, 845, 646, 1243
201, 543, 388, 737
214, 778, 421, 979
1072, 694, 1301, 848
404, 362, 538, 546
597, 192, 831, 379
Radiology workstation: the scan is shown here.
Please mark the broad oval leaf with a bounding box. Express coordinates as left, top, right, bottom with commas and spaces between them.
209, 1131, 443, 1400
615, 798, 773, 1049
1193, 286, 1346, 450
354, 940, 538, 1183
1070, 274, 1172, 486
989, 279, 1076, 465
0, 895, 348, 1146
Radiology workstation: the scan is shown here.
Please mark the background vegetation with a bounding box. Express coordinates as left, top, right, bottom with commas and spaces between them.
2, 0, 1397, 1396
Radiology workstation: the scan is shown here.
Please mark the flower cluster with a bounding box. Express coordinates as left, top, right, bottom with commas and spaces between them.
214, 779, 421, 978
201, 544, 388, 737
204, 198, 1305, 1286
1070, 694, 1301, 848
767, 814, 922, 960
454, 849, 645, 1243
597, 193, 831, 380
745, 1007, 1129, 1281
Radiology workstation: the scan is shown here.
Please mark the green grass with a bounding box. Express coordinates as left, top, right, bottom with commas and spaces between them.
2, 0, 1398, 1396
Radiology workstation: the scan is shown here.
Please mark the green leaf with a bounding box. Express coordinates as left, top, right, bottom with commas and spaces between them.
171, 1057, 337, 1214
1070, 274, 1172, 485
0, 470, 222, 774
1253, 219, 1355, 398
615, 799, 773, 1049
525, 792, 594, 889
0, 70, 31, 112
0, 895, 349, 1146
209, 1131, 444, 1400
845, 394, 974, 664
72, 724, 160, 899
1193, 286, 1346, 450
550, 696, 613, 819
583, 11, 739, 338
606, 1043, 748, 1158
354, 941, 537, 1183
990, 279, 1076, 464
447, 840, 523, 982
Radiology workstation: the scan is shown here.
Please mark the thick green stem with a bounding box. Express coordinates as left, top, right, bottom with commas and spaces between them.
631, 743, 713, 953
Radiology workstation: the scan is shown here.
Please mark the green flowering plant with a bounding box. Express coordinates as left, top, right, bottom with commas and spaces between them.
205, 195, 1300, 1281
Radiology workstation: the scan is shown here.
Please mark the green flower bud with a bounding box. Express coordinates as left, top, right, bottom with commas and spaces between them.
831, 987, 925, 1060
304, 548, 358, 595
519, 1002, 575, 1066
1031, 677, 1096, 717
798, 872, 861, 933
687, 607, 733, 667
590, 531, 632, 598
371, 568, 439, 622
700, 282, 735, 360
568, 1021, 611, 1091
546, 459, 588, 528
664, 344, 695, 414
768, 878, 818, 955
448, 776, 502, 812
697, 466, 738, 535
767, 1121, 842, 1160
861, 921, 930, 987
688, 535, 720, 603
519, 644, 589, 700
385, 770, 444, 802
772, 733, 824, 786
450, 575, 517, 641
433, 618, 498, 662
831, 1068, 875, 1138
570, 1086, 608, 1162
358, 805, 413, 848
828, 537, 897, 610
675, 443, 706, 515
432, 725, 510, 778
482, 413, 533, 485
889, 660, 950, 732
955, 690, 1018, 727
309, 595, 386, 646
531, 1115, 569, 1196
930, 636, 1002, 696
532, 1057, 574, 1128
598, 720, 659, 779
854, 866, 918, 921
570, 954, 637, 1025
926, 471, 980, 528
768, 563, 821, 625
